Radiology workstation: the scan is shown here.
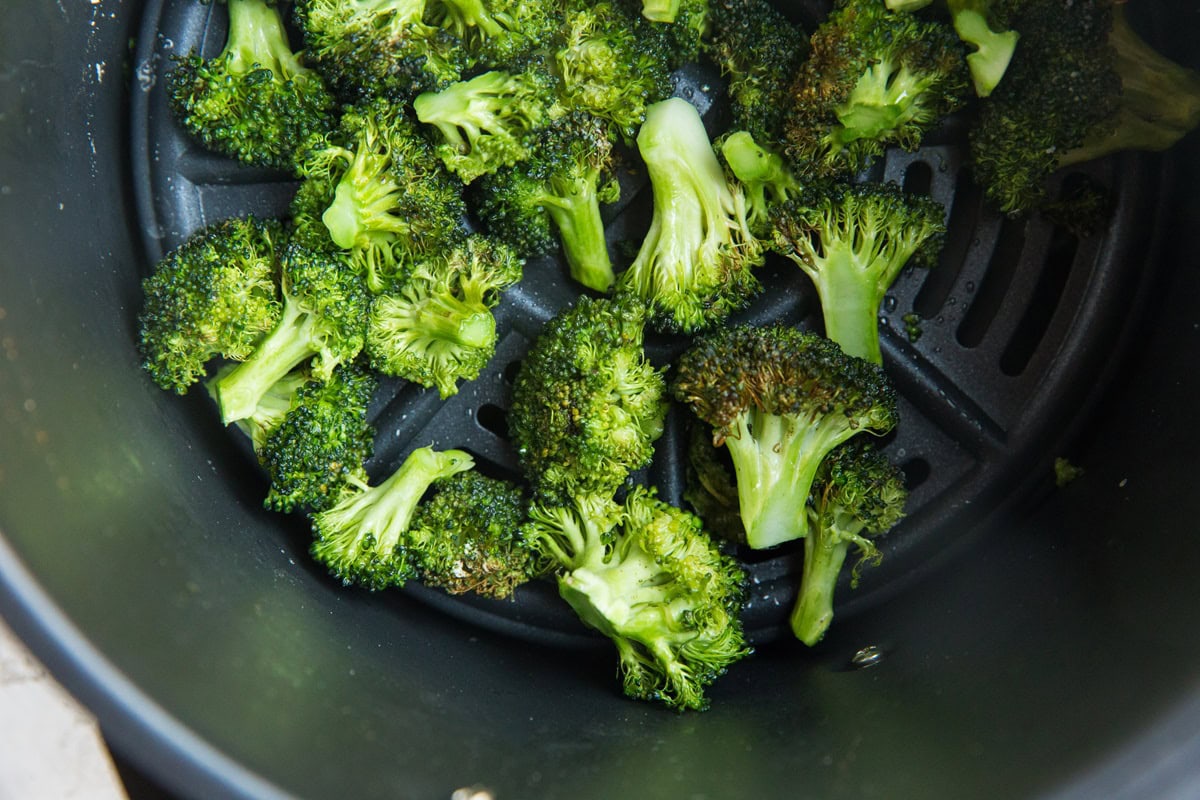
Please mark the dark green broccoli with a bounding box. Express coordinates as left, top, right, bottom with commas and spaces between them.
682, 415, 746, 544
705, 0, 809, 144
260, 363, 378, 513
293, 0, 467, 101
472, 112, 620, 292
783, 0, 969, 178
291, 97, 467, 293
366, 235, 523, 397
413, 60, 563, 183
167, 0, 335, 171
791, 439, 906, 645
309, 446, 475, 590
554, 0, 674, 138
138, 217, 284, 394
424, 0, 561, 70
769, 182, 946, 365
673, 324, 898, 550
641, 0, 709, 69
212, 243, 370, 425
523, 487, 751, 711
408, 469, 541, 598
718, 130, 802, 238
508, 295, 669, 504
970, 3, 1200, 215
616, 98, 763, 334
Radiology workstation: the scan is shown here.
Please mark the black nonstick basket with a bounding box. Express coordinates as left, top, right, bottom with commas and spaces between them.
3, 1, 1200, 798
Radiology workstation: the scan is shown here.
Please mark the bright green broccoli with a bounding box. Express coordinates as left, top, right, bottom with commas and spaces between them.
673, 324, 898, 550
508, 295, 669, 504
791, 439, 906, 646
309, 446, 475, 590
705, 0, 809, 145
783, 0, 969, 178
472, 112, 620, 292
970, 3, 1200, 215
138, 216, 284, 394
718, 130, 802, 238
291, 97, 467, 293
769, 181, 946, 365
213, 366, 309, 455
167, 0, 335, 171
413, 60, 563, 183
523, 487, 751, 711
408, 469, 541, 598
366, 235, 523, 397
293, 0, 467, 100
212, 242, 370, 425
616, 98, 763, 334
554, 0, 674, 138
259, 363, 377, 513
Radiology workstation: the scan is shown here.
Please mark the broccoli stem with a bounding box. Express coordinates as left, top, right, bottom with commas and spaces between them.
538, 181, 615, 292
641, 0, 681, 23
810, 251, 885, 365
790, 525, 849, 646
322, 148, 409, 251
412, 294, 496, 351
215, 302, 319, 425
224, 0, 306, 78
833, 61, 931, 148
438, 0, 506, 37
949, 5, 1019, 98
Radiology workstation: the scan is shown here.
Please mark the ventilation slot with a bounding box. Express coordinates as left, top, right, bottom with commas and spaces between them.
956, 217, 1026, 348
914, 169, 982, 318
476, 404, 509, 438
999, 227, 1079, 376
903, 160, 934, 196
901, 457, 932, 491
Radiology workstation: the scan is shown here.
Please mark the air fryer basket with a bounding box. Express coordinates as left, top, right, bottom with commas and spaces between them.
2, 0, 1200, 798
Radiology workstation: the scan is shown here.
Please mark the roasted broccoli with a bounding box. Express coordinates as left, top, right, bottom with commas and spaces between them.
472, 112, 620, 292
309, 446, 475, 590
783, 0, 968, 178
508, 295, 668, 504
413, 59, 563, 183
167, 0, 335, 171
408, 469, 541, 598
682, 415, 746, 544
138, 216, 284, 394
424, 0, 561, 70
770, 181, 946, 364
260, 363, 377, 513
718, 130, 802, 238
291, 97, 467, 293
791, 439, 906, 645
366, 235, 523, 397
705, 0, 808, 145
212, 242, 370, 425
523, 487, 751, 711
673, 324, 898, 550
213, 366, 309, 455
970, 3, 1200, 215
617, 98, 763, 334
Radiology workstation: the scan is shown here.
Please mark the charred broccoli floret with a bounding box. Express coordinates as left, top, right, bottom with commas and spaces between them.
523, 487, 751, 711
673, 324, 898, 550
718, 130, 802, 238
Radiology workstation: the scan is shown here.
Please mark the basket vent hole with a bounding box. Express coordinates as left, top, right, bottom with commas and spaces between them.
999, 227, 1079, 376
901, 457, 932, 491
914, 168, 981, 318
957, 217, 1026, 348
476, 403, 509, 438
903, 160, 934, 196
502, 360, 523, 387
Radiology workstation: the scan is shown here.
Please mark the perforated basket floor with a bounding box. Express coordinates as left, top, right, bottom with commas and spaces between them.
130, 0, 1169, 644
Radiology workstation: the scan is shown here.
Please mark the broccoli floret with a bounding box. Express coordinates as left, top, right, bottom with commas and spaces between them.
509, 295, 669, 504
555, 0, 674, 138
783, 0, 969, 178
214, 366, 310, 455
292, 98, 467, 293
472, 112, 620, 292
682, 414, 746, 544
138, 217, 284, 394
616, 98, 763, 334
212, 243, 370, 425
523, 487, 750, 711
167, 0, 335, 171
640, 0, 709, 69
769, 182, 946, 364
413, 60, 563, 183
260, 363, 377, 513
970, 3, 1200, 215
425, 0, 560, 70
791, 439, 906, 645
294, 0, 467, 100
705, 0, 808, 145
673, 324, 898, 550
408, 469, 541, 598
718, 131, 802, 238
366, 235, 523, 397
309, 446, 474, 589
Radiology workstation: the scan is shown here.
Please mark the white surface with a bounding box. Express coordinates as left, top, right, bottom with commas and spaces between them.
0, 616, 128, 800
